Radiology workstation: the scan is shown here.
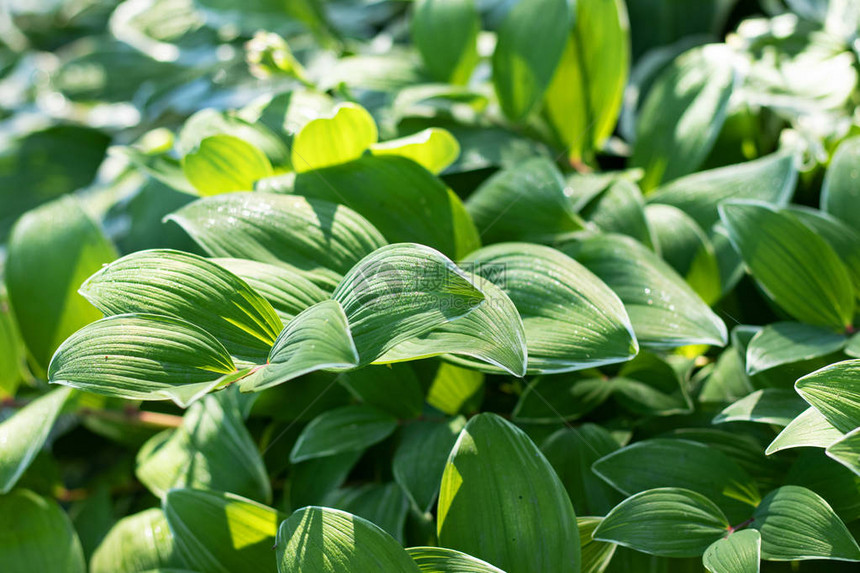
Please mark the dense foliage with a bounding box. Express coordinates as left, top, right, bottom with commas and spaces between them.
2, 0, 860, 572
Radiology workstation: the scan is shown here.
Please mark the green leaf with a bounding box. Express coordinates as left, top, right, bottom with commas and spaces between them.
378, 273, 527, 377
541, 424, 622, 516
212, 258, 330, 323
645, 204, 721, 304
610, 351, 693, 416
766, 408, 844, 454
751, 485, 860, 561
333, 243, 485, 363
0, 489, 86, 573
827, 428, 860, 477
593, 488, 730, 558
291, 103, 378, 173
426, 362, 484, 415
177, 108, 289, 168
393, 417, 466, 512
0, 387, 73, 494
703, 530, 761, 573
745, 322, 848, 376
0, 292, 25, 397
322, 483, 409, 543
289, 405, 398, 463
339, 363, 425, 419
115, 146, 199, 196
183, 135, 273, 195
560, 233, 728, 347
370, 128, 460, 174
492, 0, 570, 121
581, 179, 654, 249
514, 376, 612, 423
822, 135, 860, 229
6, 196, 117, 374
465, 157, 585, 244
713, 389, 808, 427
289, 451, 363, 510
849, 333, 860, 358
463, 242, 636, 373
276, 506, 420, 573
632, 44, 737, 191
407, 546, 505, 572
163, 489, 279, 573
237, 300, 359, 393
81, 250, 282, 363
90, 508, 181, 573
167, 193, 388, 288
578, 517, 618, 573
719, 200, 855, 330
136, 391, 271, 502
292, 155, 480, 259
48, 314, 236, 408
412, 0, 479, 84
437, 413, 580, 573
545, 0, 629, 162
796, 359, 860, 433
592, 438, 760, 519
647, 153, 797, 229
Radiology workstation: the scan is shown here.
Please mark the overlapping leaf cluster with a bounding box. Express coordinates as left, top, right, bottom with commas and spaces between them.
1, 1, 860, 572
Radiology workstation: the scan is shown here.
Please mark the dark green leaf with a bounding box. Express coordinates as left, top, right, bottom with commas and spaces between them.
822, 135, 860, 229
407, 546, 504, 572
745, 322, 848, 375
412, 0, 479, 84
713, 389, 808, 427
90, 508, 181, 573
290, 405, 398, 463
703, 529, 760, 573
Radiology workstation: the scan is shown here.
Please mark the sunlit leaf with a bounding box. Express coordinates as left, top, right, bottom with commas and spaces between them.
183, 135, 273, 195
291, 103, 377, 172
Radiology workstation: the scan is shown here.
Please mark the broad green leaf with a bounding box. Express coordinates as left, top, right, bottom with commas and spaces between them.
0, 489, 86, 573
90, 508, 181, 573
541, 424, 622, 516
407, 546, 505, 572
136, 391, 271, 502
703, 529, 761, 573
0, 291, 25, 397
80, 250, 282, 363
412, 0, 479, 84
48, 314, 236, 407
378, 273, 527, 377
578, 517, 617, 573
796, 359, 860, 432
291, 103, 377, 173
276, 506, 420, 573
610, 351, 693, 416
370, 128, 460, 174
632, 44, 737, 191
560, 233, 728, 347
292, 155, 480, 259
719, 200, 855, 330
437, 413, 580, 573
822, 135, 860, 229
492, 0, 571, 121
745, 322, 848, 376
339, 363, 425, 419
767, 408, 844, 454
163, 489, 279, 573
787, 207, 860, 304
827, 428, 860, 477
183, 135, 273, 195
647, 153, 797, 229
785, 449, 860, 524
238, 301, 358, 393
289, 405, 397, 463
0, 387, 73, 494
465, 157, 584, 244
333, 243, 485, 363
545, 0, 629, 162
177, 108, 289, 167
167, 193, 387, 287
645, 204, 721, 304
322, 483, 409, 543
463, 242, 636, 373
212, 258, 330, 323
752, 485, 860, 561
289, 451, 363, 510
593, 488, 730, 558
393, 417, 466, 512
6, 196, 117, 374
713, 389, 808, 427
426, 362, 484, 415
592, 438, 760, 519
514, 376, 612, 423
580, 179, 653, 249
